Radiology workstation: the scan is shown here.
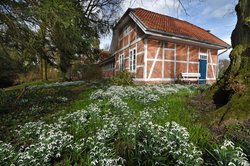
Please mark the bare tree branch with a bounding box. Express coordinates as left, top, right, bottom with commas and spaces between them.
177, 0, 189, 16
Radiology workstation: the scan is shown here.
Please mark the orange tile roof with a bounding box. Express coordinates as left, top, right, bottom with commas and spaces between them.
99, 51, 111, 61
131, 8, 229, 48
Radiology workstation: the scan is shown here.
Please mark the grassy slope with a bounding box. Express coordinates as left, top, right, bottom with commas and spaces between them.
1, 84, 207, 140
1, 82, 249, 164
120, 89, 212, 149
0, 82, 97, 142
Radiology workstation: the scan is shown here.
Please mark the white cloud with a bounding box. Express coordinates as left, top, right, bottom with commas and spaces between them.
218, 37, 232, 59
100, 0, 184, 49
121, 0, 181, 17
100, 0, 237, 52
219, 48, 231, 60
100, 35, 112, 50
202, 3, 235, 19
222, 38, 231, 45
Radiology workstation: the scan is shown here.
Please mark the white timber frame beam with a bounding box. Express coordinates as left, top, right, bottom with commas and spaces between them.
174, 44, 177, 78
187, 46, 190, 73
148, 42, 162, 79
162, 42, 165, 79
208, 49, 216, 79
143, 38, 148, 80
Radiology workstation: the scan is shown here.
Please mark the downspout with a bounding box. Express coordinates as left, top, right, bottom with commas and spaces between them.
218, 47, 230, 56
217, 47, 231, 79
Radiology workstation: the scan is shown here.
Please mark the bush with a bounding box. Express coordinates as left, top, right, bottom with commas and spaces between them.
71, 63, 102, 81
0, 51, 17, 88
109, 71, 134, 85
17, 67, 60, 84
17, 69, 42, 84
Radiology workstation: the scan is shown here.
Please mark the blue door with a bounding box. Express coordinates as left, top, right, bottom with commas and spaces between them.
199, 59, 207, 84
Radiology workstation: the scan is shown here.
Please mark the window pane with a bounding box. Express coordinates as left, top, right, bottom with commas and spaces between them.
123, 55, 125, 71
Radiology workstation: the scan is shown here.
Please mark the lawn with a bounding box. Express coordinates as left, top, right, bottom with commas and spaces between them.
0, 81, 249, 165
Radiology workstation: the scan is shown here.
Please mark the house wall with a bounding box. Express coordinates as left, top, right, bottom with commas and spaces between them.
101, 61, 115, 78
102, 68, 114, 78
114, 20, 145, 79
107, 19, 219, 84
134, 38, 218, 84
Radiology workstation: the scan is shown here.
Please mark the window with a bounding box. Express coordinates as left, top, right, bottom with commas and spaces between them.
119, 54, 125, 71
200, 54, 208, 60
104, 63, 114, 71
123, 25, 130, 36
129, 48, 136, 72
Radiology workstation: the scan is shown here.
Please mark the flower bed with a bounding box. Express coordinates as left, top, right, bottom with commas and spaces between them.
0, 85, 248, 165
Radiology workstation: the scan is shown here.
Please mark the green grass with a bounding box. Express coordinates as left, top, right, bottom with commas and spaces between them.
160, 91, 211, 147
1, 82, 249, 165
0, 82, 97, 142
0, 83, 211, 147
3, 80, 58, 91
124, 89, 212, 148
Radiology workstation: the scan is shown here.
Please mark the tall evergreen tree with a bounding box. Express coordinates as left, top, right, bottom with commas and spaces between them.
1, 0, 123, 81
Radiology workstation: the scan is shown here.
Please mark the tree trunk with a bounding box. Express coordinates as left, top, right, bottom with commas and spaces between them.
60, 63, 72, 81
41, 58, 48, 80
204, 0, 250, 126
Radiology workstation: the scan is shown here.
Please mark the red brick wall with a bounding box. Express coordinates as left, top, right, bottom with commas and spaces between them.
145, 38, 218, 83
106, 19, 219, 84
102, 70, 114, 78
114, 19, 145, 79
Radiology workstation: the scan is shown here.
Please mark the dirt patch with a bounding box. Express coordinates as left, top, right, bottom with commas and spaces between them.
189, 93, 216, 112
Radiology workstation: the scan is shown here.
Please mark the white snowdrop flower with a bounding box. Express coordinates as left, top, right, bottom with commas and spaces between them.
224, 140, 234, 148
218, 161, 223, 165
55, 153, 61, 158
228, 162, 236, 166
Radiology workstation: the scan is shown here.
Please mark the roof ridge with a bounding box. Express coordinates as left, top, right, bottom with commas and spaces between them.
131, 7, 182, 22
132, 8, 209, 33
130, 7, 229, 48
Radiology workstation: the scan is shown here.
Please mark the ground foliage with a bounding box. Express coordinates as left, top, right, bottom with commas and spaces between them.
0, 82, 249, 165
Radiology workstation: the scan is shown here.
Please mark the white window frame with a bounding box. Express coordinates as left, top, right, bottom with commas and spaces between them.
199, 53, 208, 60
199, 52, 208, 80
123, 25, 130, 36
119, 54, 125, 71
103, 62, 115, 71
129, 48, 137, 72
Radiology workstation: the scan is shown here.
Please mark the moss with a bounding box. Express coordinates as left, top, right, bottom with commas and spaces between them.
200, 88, 250, 127
238, 54, 250, 83
243, 17, 250, 27
228, 45, 244, 75
199, 0, 250, 133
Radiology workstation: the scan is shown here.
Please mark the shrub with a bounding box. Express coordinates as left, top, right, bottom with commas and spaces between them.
71, 63, 102, 81
109, 71, 134, 85
0, 51, 17, 88
17, 67, 60, 84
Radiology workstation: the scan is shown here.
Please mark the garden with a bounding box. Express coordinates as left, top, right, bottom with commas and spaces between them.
0, 81, 249, 165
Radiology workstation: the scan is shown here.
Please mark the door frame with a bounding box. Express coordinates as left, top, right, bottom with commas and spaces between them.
198, 53, 208, 84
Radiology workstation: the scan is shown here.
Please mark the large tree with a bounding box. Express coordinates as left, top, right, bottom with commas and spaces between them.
1, 0, 123, 81
201, 0, 250, 125
0, 50, 17, 88
0, 0, 34, 67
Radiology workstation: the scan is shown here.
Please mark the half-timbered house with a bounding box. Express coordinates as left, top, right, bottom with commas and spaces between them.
100, 8, 230, 84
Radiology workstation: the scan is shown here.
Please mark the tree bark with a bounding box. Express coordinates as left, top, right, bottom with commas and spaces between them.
41, 58, 48, 80
205, 0, 250, 125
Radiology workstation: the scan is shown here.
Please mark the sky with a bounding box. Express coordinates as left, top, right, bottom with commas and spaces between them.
100, 0, 238, 59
